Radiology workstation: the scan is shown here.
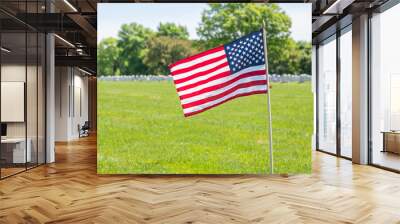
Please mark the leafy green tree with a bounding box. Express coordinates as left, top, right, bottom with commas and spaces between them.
296, 41, 312, 74
98, 5, 311, 76
197, 3, 294, 74
98, 37, 120, 76
142, 36, 196, 75
274, 38, 299, 74
117, 23, 154, 75
157, 22, 189, 40
191, 39, 208, 52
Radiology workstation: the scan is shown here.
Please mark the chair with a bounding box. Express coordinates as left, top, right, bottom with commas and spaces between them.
79, 121, 90, 138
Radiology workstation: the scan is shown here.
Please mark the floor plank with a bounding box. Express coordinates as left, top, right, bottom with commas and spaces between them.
1, 135, 400, 223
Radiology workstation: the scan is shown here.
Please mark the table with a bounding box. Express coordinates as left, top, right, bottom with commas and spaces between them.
382, 131, 400, 154
1, 138, 31, 163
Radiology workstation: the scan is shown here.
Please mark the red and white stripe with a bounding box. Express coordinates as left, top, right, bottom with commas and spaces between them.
169, 46, 268, 117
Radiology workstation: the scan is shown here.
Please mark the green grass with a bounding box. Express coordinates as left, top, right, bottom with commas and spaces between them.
97, 81, 313, 174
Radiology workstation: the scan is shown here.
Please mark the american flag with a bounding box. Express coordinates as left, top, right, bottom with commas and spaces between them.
169, 30, 268, 117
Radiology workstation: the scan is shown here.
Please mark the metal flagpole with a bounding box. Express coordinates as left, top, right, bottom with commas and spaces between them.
262, 21, 274, 174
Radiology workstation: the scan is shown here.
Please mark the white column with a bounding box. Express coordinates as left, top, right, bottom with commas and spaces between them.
46, 33, 55, 163
54, 67, 73, 141
45, 0, 55, 163
352, 14, 369, 164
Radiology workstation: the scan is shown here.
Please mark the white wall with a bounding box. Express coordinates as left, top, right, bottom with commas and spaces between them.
1, 65, 41, 137
55, 66, 70, 141
1, 63, 46, 164
72, 73, 89, 138
1, 65, 26, 139
55, 67, 89, 141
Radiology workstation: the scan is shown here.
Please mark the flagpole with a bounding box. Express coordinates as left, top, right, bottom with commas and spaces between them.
262, 21, 274, 174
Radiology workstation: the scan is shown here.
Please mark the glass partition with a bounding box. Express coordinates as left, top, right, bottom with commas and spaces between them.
317, 35, 337, 154
371, 4, 400, 171
1, 31, 28, 177
38, 32, 45, 165
0, 1, 46, 179
27, 31, 38, 169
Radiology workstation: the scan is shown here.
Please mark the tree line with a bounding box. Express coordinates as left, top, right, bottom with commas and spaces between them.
98, 3, 311, 76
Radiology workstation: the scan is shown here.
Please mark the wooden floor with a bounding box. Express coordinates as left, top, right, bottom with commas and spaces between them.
1, 135, 400, 223
0, 167, 26, 178
373, 151, 400, 171
1, 163, 44, 178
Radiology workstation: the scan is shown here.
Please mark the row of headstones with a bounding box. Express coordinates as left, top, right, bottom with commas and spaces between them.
98, 75, 172, 82
98, 74, 311, 83
270, 74, 311, 83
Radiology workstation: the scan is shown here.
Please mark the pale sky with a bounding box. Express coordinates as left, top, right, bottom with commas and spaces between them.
97, 3, 311, 43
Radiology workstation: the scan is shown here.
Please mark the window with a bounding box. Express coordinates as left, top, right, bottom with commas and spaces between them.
370, 4, 400, 171
318, 35, 337, 154
339, 27, 352, 158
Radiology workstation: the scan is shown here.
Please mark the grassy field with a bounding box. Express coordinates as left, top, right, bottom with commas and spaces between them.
98, 81, 313, 174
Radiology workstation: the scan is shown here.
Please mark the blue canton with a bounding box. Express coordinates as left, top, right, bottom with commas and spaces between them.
224, 30, 265, 73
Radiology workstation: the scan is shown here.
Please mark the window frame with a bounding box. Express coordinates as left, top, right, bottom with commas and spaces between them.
315, 22, 353, 160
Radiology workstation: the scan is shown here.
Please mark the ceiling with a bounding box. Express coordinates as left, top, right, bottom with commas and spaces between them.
0, 0, 395, 74
0, 0, 98, 74
311, 0, 391, 43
